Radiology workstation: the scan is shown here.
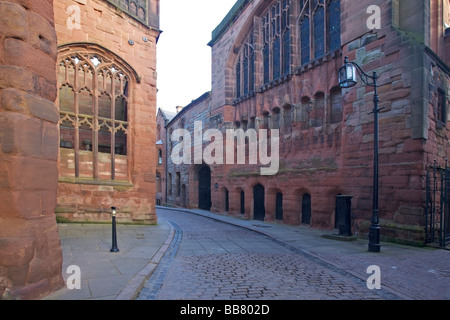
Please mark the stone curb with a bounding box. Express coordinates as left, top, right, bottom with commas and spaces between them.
115, 219, 175, 300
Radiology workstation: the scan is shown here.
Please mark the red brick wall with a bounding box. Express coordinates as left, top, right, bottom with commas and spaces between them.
0, 0, 63, 299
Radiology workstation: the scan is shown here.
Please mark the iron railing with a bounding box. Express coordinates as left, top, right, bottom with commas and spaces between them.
425, 160, 450, 248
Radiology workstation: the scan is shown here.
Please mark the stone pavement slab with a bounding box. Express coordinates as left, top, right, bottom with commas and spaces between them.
43, 218, 173, 300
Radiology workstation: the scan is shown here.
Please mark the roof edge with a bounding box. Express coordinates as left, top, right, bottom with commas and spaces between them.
208, 0, 253, 47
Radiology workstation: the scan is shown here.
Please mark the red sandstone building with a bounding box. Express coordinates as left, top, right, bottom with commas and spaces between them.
0, 0, 159, 299
54, 0, 160, 224
160, 0, 450, 246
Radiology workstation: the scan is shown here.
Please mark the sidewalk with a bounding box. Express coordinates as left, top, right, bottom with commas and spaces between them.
44, 206, 450, 300
44, 218, 174, 300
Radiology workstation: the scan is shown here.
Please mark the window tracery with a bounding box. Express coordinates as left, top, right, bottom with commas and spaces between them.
58, 49, 131, 180
234, 0, 341, 100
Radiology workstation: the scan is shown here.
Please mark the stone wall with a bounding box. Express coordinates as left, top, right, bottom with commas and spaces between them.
165, 93, 213, 209
163, 0, 450, 245
0, 0, 63, 299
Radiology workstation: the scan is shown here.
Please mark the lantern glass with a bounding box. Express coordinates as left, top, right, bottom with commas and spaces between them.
339, 63, 357, 88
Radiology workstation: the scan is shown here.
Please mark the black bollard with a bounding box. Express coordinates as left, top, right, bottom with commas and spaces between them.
110, 206, 119, 252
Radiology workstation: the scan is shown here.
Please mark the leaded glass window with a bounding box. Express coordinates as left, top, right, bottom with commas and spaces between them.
108, 0, 147, 25
236, 59, 241, 98
299, 0, 311, 65
282, 0, 291, 75
235, 30, 255, 99
263, 13, 271, 84
327, 0, 341, 51
298, 0, 341, 65
313, 1, 325, 59
262, 0, 291, 85
58, 49, 130, 180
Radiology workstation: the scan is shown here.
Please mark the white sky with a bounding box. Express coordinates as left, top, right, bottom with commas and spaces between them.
156, 0, 237, 113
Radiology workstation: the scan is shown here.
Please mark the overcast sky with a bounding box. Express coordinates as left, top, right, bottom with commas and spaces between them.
156, 0, 237, 113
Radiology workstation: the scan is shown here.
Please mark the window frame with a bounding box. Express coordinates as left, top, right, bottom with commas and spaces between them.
57, 45, 136, 181
298, 0, 341, 66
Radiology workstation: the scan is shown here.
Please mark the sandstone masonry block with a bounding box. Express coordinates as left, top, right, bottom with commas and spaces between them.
3, 38, 57, 82
0, 66, 34, 93
0, 2, 28, 40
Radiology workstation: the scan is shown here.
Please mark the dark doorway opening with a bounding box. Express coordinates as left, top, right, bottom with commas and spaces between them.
254, 184, 265, 221
302, 193, 311, 225
240, 191, 245, 214
335, 195, 352, 236
276, 192, 283, 221
198, 166, 211, 211
225, 188, 229, 212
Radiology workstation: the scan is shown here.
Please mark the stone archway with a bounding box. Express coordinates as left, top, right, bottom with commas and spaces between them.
276, 192, 283, 221
198, 165, 211, 211
302, 193, 312, 225
253, 184, 265, 221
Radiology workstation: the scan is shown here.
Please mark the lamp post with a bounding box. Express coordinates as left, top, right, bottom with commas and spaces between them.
338, 56, 381, 253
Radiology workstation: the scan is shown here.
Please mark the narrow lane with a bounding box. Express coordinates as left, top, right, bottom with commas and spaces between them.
137, 208, 399, 300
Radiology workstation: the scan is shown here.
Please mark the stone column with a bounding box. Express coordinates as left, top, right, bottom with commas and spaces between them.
0, 0, 63, 299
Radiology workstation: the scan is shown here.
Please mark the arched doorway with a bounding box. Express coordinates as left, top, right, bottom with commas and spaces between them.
240, 190, 245, 215
224, 188, 229, 212
181, 184, 186, 208
276, 192, 283, 221
254, 184, 265, 221
302, 193, 311, 225
198, 166, 211, 210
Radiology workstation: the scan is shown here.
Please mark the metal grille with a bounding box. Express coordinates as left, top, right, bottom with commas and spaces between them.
425, 160, 450, 248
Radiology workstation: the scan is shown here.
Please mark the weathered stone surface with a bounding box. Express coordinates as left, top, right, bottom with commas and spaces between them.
0, 0, 63, 300
0, 113, 42, 157
27, 10, 57, 57
3, 38, 57, 82
0, 2, 28, 40
0, 66, 34, 93
0, 88, 27, 113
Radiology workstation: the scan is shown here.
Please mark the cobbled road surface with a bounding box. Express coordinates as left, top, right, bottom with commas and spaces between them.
137, 208, 400, 300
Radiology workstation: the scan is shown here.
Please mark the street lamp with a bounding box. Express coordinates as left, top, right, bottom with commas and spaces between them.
338, 56, 381, 253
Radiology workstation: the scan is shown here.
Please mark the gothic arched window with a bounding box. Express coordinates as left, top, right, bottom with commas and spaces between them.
299, 0, 311, 65
298, 0, 341, 65
282, 0, 291, 75
236, 30, 255, 99
58, 45, 134, 181
327, 0, 341, 52
262, 0, 291, 84
313, 0, 325, 59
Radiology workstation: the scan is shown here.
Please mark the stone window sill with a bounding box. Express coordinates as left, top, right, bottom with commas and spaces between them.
59, 177, 133, 188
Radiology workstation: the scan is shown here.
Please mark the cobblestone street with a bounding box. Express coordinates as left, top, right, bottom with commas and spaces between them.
137, 209, 403, 300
